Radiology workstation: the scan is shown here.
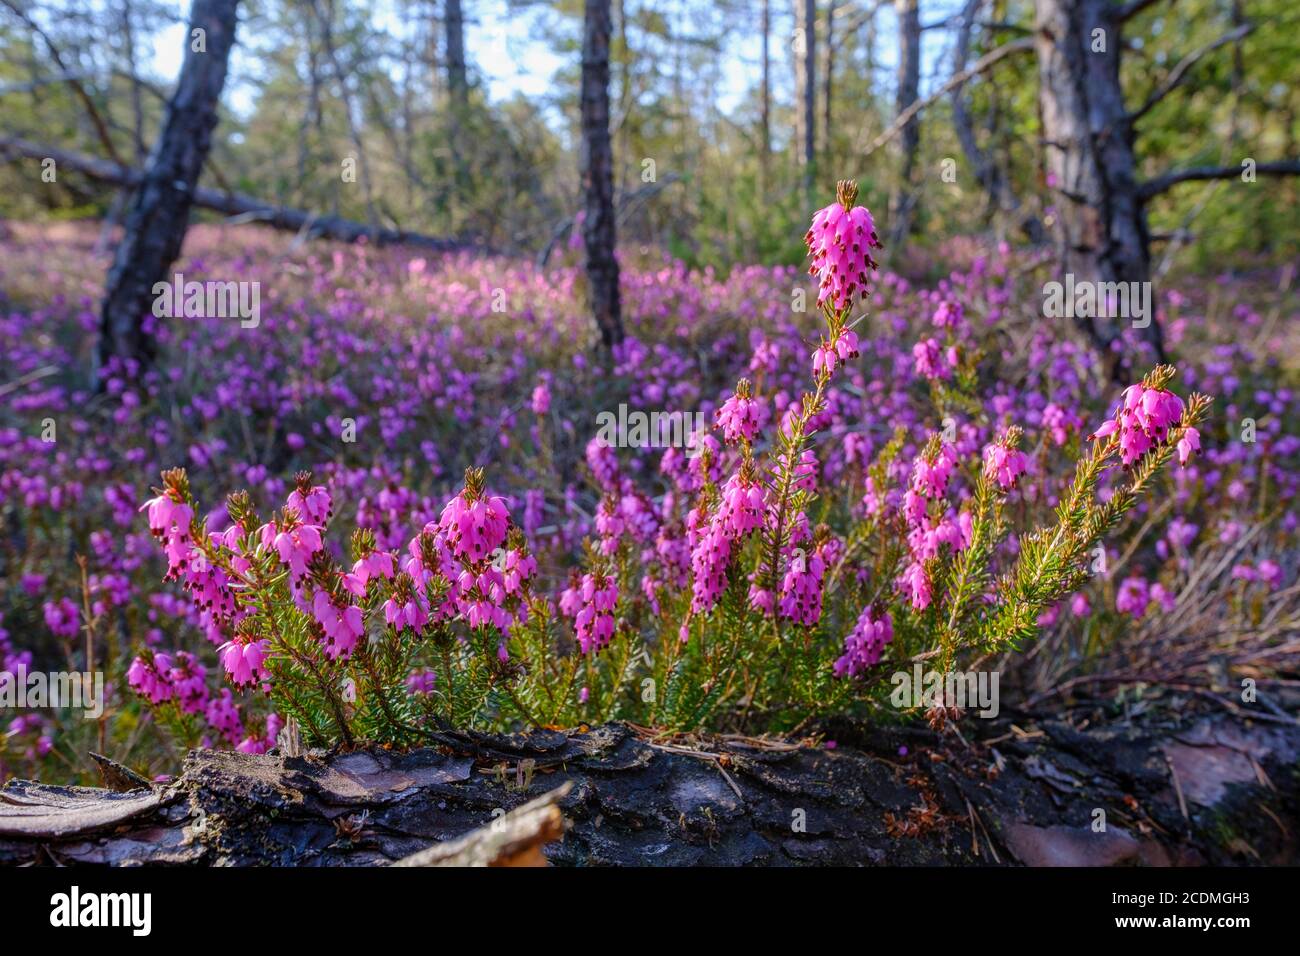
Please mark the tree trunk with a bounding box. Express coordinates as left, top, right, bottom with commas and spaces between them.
2, 713, 1295, 866
1033, 0, 1165, 369
956, 0, 1045, 244
579, 0, 623, 349
444, 0, 468, 112
760, 0, 771, 189
822, 1, 834, 158
96, 0, 239, 382
887, 0, 921, 248
797, 0, 817, 184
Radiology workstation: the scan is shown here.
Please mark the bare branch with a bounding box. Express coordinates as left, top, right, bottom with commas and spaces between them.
863, 37, 1033, 158
1138, 160, 1300, 201
1116, 0, 1177, 22
0, 135, 473, 251
1130, 22, 1253, 124
0, 0, 126, 167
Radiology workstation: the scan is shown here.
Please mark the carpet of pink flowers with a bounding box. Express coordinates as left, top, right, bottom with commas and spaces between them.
0, 211, 1295, 782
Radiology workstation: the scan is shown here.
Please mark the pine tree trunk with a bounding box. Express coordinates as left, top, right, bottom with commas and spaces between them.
445, 0, 468, 112
799, 0, 817, 181
760, 0, 771, 188
887, 0, 921, 248
579, 0, 623, 349
1033, 0, 1166, 368
96, 0, 239, 382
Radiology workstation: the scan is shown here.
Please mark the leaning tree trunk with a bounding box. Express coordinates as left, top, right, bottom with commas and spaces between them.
96, 0, 239, 382
444, 0, 468, 113
579, 0, 623, 349
887, 0, 921, 248
1033, 0, 1165, 369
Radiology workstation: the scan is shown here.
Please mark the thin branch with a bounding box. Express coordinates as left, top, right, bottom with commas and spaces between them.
863, 37, 1033, 158
0, 0, 125, 167
1138, 160, 1300, 201
1129, 22, 1253, 124
1116, 0, 1177, 22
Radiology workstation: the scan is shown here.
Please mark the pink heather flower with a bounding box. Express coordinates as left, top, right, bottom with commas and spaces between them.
899, 561, 932, 611
715, 389, 769, 443
1150, 583, 1177, 614
384, 596, 428, 633
834, 605, 893, 678
42, 597, 80, 639
1090, 382, 1186, 467
912, 337, 950, 380
931, 301, 962, 328
586, 436, 620, 491
834, 328, 859, 361
1230, 562, 1257, 582
1177, 426, 1201, 466
803, 188, 882, 310
1166, 517, 1198, 551
217, 636, 268, 687
127, 653, 175, 704
439, 489, 510, 562
140, 493, 193, 539
911, 444, 957, 501
718, 473, 766, 538
1069, 592, 1091, 617
287, 484, 332, 525
1258, 560, 1282, 589
261, 520, 323, 581
1116, 576, 1149, 618
312, 591, 364, 659
779, 545, 826, 626
982, 443, 1027, 490
407, 668, 437, 695
812, 342, 839, 378
344, 550, 397, 597
574, 572, 618, 654
531, 382, 551, 415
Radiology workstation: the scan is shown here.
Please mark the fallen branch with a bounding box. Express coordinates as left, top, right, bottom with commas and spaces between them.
0, 136, 473, 252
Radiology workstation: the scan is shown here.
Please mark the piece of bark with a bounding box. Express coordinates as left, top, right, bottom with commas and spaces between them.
90, 752, 155, 793
393, 783, 570, 867
0, 713, 1295, 866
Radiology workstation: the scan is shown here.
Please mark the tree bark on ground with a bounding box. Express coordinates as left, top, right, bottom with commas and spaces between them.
2, 711, 1294, 866
96, 0, 240, 382
579, 0, 623, 348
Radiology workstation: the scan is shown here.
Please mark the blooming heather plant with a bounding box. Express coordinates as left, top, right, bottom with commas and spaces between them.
125, 182, 1213, 745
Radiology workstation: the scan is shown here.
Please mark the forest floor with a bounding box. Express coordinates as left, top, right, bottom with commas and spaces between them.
2, 701, 1296, 866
